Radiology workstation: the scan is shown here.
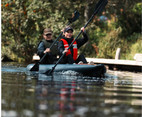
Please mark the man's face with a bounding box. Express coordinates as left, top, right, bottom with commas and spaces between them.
43, 33, 52, 40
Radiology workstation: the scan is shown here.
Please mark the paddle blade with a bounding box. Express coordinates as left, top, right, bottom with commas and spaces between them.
94, 0, 108, 14
68, 10, 80, 23
30, 63, 39, 71
47, 66, 56, 75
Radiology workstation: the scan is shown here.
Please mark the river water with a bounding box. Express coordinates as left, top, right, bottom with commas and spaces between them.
1, 62, 142, 117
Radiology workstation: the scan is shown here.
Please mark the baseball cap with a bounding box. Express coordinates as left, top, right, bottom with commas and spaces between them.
64, 26, 73, 33
43, 28, 53, 35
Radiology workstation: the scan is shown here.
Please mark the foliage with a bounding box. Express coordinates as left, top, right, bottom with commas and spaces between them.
125, 34, 142, 60
97, 27, 124, 58
117, 3, 141, 37
132, 2, 142, 14
85, 1, 142, 59
1, 0, 142, 62
1, 0, 87, 62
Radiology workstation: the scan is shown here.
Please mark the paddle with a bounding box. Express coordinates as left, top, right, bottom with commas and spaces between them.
47, 0, 108, 74
30, 11, 80, 71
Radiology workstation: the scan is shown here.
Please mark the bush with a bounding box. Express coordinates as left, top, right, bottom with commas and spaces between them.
125, 34, 142, 60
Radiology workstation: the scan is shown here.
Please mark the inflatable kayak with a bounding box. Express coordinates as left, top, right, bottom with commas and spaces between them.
26, 64, 106, 77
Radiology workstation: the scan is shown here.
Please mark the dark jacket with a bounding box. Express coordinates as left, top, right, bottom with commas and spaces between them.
58, 32, 88, 64
37, 39, 58, 64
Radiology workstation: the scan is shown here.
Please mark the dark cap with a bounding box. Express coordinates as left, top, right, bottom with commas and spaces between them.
43, 28, 53, 35
64, 26, 73, 33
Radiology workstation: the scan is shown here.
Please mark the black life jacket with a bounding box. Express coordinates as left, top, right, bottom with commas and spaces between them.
41, 39, 58, 56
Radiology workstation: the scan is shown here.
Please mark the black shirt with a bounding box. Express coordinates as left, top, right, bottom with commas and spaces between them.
58, 31, 89, 55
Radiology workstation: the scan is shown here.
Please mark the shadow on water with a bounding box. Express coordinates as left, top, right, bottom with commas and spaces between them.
1, 62, 142, 117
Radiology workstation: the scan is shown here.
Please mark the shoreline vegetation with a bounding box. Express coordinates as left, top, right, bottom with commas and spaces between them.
2, 0, 142, 63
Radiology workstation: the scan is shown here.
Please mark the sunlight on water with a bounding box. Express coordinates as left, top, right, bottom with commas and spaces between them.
1, 63, 142, 117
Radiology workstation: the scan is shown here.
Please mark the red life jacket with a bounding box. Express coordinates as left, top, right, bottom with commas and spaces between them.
60, 39, 78, 61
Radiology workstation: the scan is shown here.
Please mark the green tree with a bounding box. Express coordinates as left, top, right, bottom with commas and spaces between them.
2, 0, 70, 62
2, 0, 142, 62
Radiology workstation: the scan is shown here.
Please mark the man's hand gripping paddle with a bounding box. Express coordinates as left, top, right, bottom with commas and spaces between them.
30, 11, 80, 71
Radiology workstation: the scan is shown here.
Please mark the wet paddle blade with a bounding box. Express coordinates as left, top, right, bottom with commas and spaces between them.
68, 10, 80, 23
30, 63, 39, 71
84, 0, 108, 28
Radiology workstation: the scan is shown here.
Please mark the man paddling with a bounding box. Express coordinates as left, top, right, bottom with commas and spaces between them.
37, 28, 58, 64
58, 26, 88, 64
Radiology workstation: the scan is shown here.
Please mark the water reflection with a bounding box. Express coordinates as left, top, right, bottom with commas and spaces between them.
34, 74, 105, 117
1, 63, 142, 117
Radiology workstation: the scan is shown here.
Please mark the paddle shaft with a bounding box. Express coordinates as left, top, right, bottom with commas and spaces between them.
39, 10, 80, 63
30, 25, 67, 71
69, 0, 108, 48
48, 0, 108, 74
39, 31, 63, 63
30, 10, 80, 71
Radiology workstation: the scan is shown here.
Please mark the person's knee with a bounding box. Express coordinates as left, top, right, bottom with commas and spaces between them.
78, 54, 87, 63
